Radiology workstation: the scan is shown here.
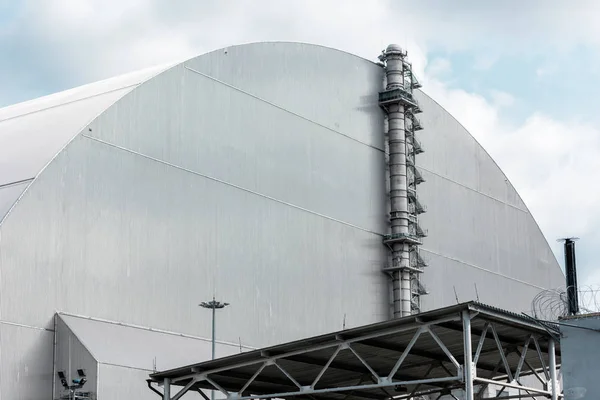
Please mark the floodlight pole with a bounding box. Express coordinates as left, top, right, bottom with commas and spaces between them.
549, 339, 558, 400
462, 310, 474, 400
211, 304, 216, 360
200, 296, 230, 400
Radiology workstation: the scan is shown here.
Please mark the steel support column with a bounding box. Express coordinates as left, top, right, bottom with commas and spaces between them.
164, 378, 171, 400
211, 305, 216, 400
548, 339, 558, 400
462, 310, 474, 400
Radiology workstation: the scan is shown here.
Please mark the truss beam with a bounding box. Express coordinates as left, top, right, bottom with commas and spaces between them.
148, 301, 565, 400
437, 322, 551, 353
152, 311, 560, 400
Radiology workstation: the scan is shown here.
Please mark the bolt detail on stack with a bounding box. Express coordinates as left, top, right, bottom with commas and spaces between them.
379, 44, 428, 317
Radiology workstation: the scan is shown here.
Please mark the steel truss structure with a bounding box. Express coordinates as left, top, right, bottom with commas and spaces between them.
149, 302, 561, 400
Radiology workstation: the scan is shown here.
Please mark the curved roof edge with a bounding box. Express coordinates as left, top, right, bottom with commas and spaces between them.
0, 41, 558, 267
417, 91, 558, 262
219, 40, 383, 66
0, 41, 378, 188
1, 40, 379, 121
0, 62, 179, 123
0, 60, 182, 225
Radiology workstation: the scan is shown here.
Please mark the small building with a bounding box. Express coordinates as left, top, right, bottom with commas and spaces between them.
559, 313, 600, 399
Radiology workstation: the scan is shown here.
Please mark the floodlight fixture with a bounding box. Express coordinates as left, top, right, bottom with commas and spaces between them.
57, 371, 69, 389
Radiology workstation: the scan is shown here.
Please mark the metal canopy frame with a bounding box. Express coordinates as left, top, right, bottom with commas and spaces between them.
148, 302, 561, 400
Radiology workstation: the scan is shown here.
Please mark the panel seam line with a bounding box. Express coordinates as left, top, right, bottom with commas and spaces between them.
420, 248, 548, 290
98, 362, 156, 372
0, 320, 54, 332
58, 311, 257, 349
82, 134, 383, 236
0, 177, 35, 189
184, 65, 384, 153
0, 84, 140, 124
418, 166, 528, 212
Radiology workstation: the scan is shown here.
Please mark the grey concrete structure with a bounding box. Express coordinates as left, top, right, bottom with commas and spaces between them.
560, 314, 600, 399
0, 42, 563, 399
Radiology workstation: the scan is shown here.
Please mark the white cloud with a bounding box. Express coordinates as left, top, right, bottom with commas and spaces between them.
427, 58, 452, 78
536, 64, 558, 79
489, 90, 515, 108
12, 0, 600, 86
473, 53, 500, 70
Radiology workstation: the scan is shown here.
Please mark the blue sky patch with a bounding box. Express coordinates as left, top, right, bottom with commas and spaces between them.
427, 46, 600, 125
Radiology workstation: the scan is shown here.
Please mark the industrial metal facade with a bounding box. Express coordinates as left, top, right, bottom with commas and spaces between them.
0, 42, 563, 399
559, 313, 600, 398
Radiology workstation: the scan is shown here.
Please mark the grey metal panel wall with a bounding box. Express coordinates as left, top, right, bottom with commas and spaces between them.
415, 92, 526, 210
98, 365, 152, 399
414, 90, 564, 312
97, 364, 162, 400
0, 62, 177, 216
97, 364, 215, 400
184, 43, 385, 150
59, 314, 253, 371
0, 180, 30, 221
89, 66, 386, 234
0, 134, 388, 344
0, 88, 132, 187
419, 171, 557, 285
420, 252, 553, 312
560, 316, 599, 399
0, 324, 53, 400
55, 317, 98, 399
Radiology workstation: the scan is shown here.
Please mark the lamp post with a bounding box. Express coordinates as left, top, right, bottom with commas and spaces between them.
199, 296, 230, 400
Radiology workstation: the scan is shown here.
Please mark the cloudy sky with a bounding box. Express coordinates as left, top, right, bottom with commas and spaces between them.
1, 0, 599, 286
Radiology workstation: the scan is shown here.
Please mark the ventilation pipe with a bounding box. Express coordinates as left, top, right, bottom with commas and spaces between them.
385, 45, 410, 317
559, 237, 580, 315
378, 44, 426, 318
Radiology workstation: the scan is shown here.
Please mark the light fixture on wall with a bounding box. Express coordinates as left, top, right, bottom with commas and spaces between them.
57, 371, 69, 390
57, 369, 87, 390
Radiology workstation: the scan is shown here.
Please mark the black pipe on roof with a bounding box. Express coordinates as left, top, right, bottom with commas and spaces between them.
560, 238, 580, 316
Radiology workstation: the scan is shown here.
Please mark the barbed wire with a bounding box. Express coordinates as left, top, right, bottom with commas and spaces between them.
531, 285, 600, 321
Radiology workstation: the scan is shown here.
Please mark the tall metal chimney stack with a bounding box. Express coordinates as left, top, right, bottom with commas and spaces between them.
378, 45, 427, 317
559, 237, 580, 315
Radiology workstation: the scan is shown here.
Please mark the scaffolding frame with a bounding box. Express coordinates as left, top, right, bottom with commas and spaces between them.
148, 302, 561, 400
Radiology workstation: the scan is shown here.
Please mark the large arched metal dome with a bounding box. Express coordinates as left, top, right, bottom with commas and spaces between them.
0, 42, 562, 399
